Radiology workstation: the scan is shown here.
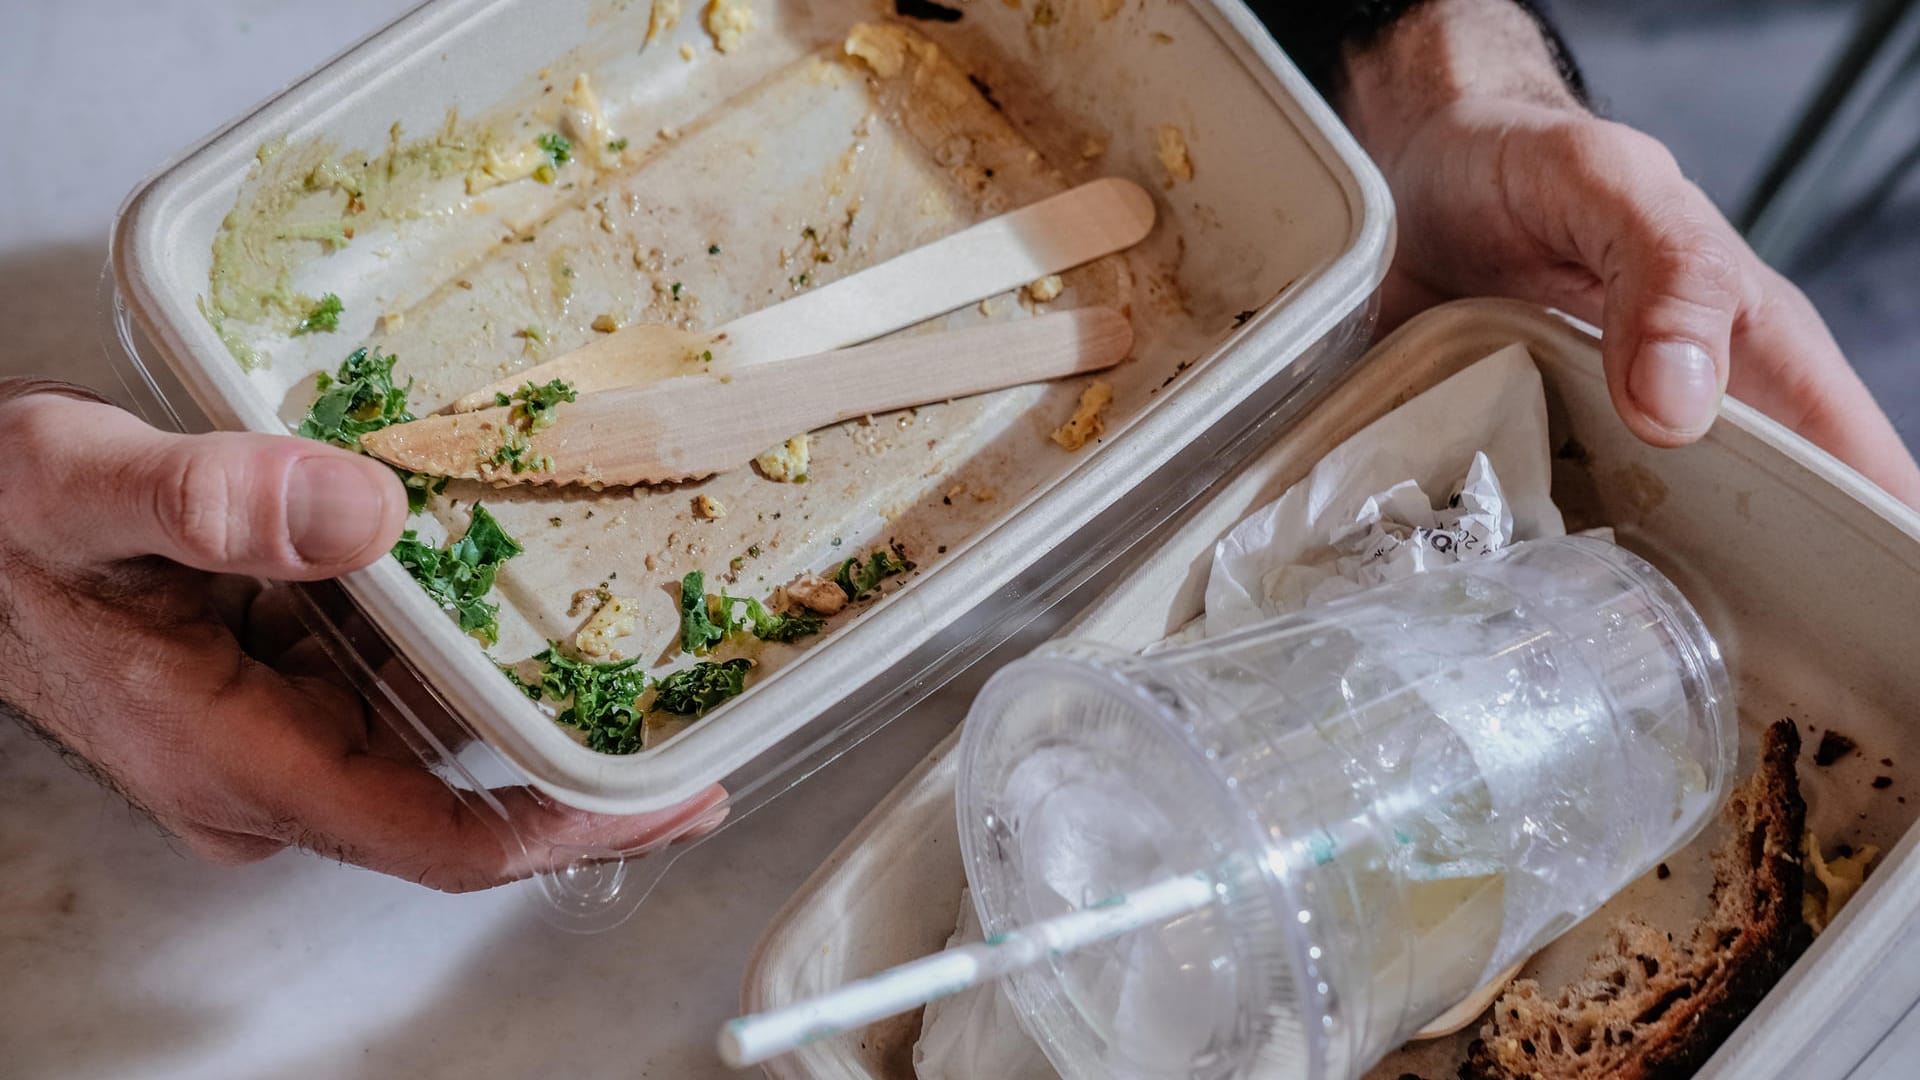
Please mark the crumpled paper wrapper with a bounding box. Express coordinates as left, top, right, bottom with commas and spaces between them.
1204, 344, 1567, 637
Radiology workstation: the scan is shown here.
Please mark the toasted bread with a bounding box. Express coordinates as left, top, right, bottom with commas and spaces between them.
1458, 719, 1811, 1080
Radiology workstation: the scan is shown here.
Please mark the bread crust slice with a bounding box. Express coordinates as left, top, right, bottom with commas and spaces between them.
1459, 719, 1811, 1080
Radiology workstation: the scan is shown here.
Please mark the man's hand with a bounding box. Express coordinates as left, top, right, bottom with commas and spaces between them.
0, 388, 722, 891
1337, 0, 1920, 507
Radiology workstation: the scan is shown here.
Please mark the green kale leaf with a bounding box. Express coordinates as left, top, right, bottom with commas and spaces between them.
679, 570, 728, 654
533, 645, 650, 754
832, 543, 914, 601
390, 503, 522, 645
652, 658, 753, 717
293, 293, 343, 335
296, 347, 446, 510
721, 592, 825, 644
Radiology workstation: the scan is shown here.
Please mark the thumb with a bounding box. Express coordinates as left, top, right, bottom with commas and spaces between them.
7, 394, 407, 578
1598, 214, 1747, 447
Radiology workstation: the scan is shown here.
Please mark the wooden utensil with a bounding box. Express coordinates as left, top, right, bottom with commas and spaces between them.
444, 177, 1155, 412
364, 307, 1132, 487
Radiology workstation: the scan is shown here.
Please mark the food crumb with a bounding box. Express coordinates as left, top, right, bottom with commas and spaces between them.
756, 434, 811, 482
979, 298, 998, 317
704, 0, 754, 54
972, 486, 997, 502
1052, 380, 1114, 451
844, 21, 914, 78
1023, 274, 1065, 304
694, 494, 727, 519
591, 313, 621, 333
1873, 776, 1893, 789
1155, 125, 1194, 185
1098, 0, 1124, 18
648, 0, 682, 41
679, 43, 696, 60
1081, 134, 1108, 160
1655, 863, 1670, 880
575, 594, 641, 658
784, 573, 848, 616
1814, 731, 1859, 767
378, 311, 405, 334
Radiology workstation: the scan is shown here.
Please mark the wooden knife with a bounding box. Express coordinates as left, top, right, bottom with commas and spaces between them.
363, 307, 1132, 487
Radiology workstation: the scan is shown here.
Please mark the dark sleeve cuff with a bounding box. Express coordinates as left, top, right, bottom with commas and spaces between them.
1246, 0, 1588, 106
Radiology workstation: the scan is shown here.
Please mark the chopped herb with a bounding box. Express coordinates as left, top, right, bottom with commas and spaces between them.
502, 378, 577, 431
537, 131, 573, 165
679, 570, 729, 654
722, 593, 825, 644
501, 663, 545, 700
607, 137, 630, 153
391, 504, 522, 645
699, 349, 712, 363
833, 544, 914, 601
747, 544, 763, 558
293, 293, 343, 335
533, 645, 650, 754
653, 658, 752, 717
708, 243, 721, 255
296, 347, 445, 510
671, 282, 683, 300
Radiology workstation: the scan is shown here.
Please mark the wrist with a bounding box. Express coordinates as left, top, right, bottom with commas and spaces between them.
1341, 0, 1583, 164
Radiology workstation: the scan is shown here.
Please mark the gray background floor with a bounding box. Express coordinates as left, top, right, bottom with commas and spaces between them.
1558, 0, 1920, 446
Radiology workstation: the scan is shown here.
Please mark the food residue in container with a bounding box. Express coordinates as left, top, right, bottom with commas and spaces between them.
845, 21, 917, 78
679, 42, 696, 61
704, 0, 754, 54
1052, 380, 1114, 451
783, 573, 848, 616
1098, 0, 1125, 17
1802, 829, 1879, 934
694, 494, 727, 519
647, 0, 681, 41
755, 434, 811, 482
1081, 134, 1108, 160
1155, 125, 1194, 185
575, 593, 641, 658
591, 312, 621, 333
1814, 730, 1859, 767
562, 75, 624, 168
1023, 274, 1065, 304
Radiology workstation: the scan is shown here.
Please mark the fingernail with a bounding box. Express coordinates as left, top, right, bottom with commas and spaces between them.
1629, 340, 1722, 437
286, 456, 388, 564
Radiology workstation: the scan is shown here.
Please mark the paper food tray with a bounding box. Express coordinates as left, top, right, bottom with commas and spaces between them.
743, 298, 1920, 1080
104, 0, 1390, 923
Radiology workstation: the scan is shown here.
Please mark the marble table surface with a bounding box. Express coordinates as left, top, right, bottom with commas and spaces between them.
6, 3, 1920, 1079
0, 3, 977, 1077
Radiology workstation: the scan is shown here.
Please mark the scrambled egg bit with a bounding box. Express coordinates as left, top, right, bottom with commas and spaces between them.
1803, 829, 1879, 934
704, 0, 754, 54
1052, 380, 1114, 451
1023, 274, 1065, 304
1155, 125, 1194, 185
844, 21, 917, 78
647, 0, 682, 42
783, 574, 848, 616
693, 494, 727, 519
755, 433, 811, 482
562, 75, 623, 168
574, 594, 641, 658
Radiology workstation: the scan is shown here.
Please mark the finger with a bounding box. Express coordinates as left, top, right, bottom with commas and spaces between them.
2, 395, 406, 578
222, 666, 726, 891
1515, 122, 1745, 447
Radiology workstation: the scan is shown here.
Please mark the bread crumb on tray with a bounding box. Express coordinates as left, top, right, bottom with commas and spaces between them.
1052, 380, 1114, 451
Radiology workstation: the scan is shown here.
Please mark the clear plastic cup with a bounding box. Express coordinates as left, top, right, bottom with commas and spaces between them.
955, 536, 1735, 1080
